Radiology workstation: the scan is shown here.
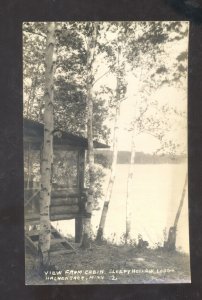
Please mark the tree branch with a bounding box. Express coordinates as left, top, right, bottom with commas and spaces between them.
93, 70, 111, 86
136, 105, 148, 123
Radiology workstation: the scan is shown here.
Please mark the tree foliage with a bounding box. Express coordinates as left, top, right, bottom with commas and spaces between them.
23, 22, 189, 242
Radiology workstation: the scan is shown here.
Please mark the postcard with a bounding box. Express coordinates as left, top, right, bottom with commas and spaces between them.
23, 21, 190, 284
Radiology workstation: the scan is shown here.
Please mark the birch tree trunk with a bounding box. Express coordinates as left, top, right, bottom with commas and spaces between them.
125, 128, 136, 244
173, 173, 188, 228
81, 23, 97, 249
165, 173, 188, 251
96, 47, 121, 243
39, 22, 56, 268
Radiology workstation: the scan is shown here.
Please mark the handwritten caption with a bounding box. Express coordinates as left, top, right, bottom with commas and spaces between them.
44, 268, 175, 282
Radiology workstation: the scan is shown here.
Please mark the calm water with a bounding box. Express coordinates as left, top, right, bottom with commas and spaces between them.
53, 164, 190, 253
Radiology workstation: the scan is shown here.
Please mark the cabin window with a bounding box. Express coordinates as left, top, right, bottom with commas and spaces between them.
24, 144, 79, 189
52, 150, 78, 189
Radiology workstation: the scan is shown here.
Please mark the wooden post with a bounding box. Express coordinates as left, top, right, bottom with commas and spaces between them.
75, 217, 83, 243
26, 143, 31, 188
78, 150, 85, 190
75, 150, 85, 243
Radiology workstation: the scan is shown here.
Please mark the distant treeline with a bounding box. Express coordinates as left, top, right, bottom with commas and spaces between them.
95, 150, 186, 167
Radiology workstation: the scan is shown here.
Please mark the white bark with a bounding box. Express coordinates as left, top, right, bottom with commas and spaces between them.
96, 78, 120, 242
126, 127, 136, 244
164, 173, 188, 251
39, 22, 56, 267
96, 44, 121, 242
174, 173, 188, 228
81, 23, 97, 248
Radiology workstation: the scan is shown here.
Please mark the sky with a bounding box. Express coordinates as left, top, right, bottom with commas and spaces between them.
93, 22, 189, 154
116, 85, 187, 152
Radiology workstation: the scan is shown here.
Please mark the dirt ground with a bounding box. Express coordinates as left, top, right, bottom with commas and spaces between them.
25, 242, 191, 285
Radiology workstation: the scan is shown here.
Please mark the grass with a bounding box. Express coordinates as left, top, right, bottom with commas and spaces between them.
25, 240, 191, 285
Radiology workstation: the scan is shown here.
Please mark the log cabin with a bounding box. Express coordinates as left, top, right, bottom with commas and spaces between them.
24, 118, 109, 255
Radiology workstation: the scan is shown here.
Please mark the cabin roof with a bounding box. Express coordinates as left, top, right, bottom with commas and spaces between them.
23, 118, 109, 149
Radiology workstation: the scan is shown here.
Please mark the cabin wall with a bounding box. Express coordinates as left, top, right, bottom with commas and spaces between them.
24, 120, 108, 242
24, 142, 87, 224
25, 187, 87, 223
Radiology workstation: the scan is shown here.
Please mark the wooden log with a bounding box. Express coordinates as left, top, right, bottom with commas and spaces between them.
78, 150, 85, 189
25, 212, 40, 221
50, 214, 76, 221
50, 205, 79, 215
51, 197, 79, 206
25, 188, 81, 199
51, 188, 79, 198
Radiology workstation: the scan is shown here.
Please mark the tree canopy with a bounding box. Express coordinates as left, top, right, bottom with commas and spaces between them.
23, 21, 188, 155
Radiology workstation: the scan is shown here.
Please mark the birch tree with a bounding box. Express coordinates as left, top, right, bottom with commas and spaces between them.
23, 22, 113, 249
125, 22, 189, 242
96, 23, 128, 242
38, 22, 56, 269
96, 52, 121, 243
23, 22, 110, 141
81, 22, 98, 248
96, 21, 171, 243
164, 173, 188, 251
125, 120, 137, 243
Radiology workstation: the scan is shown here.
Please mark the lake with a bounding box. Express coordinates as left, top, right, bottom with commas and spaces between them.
53, 163, 189, 253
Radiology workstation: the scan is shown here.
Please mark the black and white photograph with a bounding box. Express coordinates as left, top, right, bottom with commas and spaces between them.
23, 21, 190, 284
